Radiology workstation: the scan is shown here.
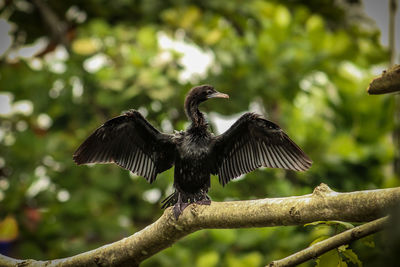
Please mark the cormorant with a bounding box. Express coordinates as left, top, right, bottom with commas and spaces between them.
73, 85, 312, 218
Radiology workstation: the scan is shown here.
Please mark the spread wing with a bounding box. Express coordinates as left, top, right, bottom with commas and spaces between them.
73, 110, 176, 183
211, 113, 312, 186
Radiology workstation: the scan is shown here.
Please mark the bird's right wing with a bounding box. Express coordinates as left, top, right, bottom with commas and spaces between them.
210, 113, 312, 186
73, 110, 176, 183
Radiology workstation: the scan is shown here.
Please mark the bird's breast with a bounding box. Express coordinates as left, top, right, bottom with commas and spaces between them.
174, 134, 212, 186
178, 135, 211, 159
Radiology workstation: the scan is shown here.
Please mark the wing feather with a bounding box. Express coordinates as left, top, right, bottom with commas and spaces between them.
211, 112, 312, 186
73, 110, 176, 183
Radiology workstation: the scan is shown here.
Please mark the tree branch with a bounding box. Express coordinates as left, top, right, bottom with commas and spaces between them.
1, 183, 399, 267
389, 0, 397, 67
367, 64, 400, 94
31, 0, 70, 48
267, 216, 389, 267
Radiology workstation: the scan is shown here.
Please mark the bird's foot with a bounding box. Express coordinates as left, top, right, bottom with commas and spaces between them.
173, 202, 189, 220
195, 193, 211, 205
195, 198, 211, 205
171, 192, 211, 219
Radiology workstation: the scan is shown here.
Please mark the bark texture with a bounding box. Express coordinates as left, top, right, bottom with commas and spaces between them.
1, 183, 399, 267
367, 64, 400, 94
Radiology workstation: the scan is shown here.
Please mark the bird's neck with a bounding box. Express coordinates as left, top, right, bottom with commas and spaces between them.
185, 100, 207, 128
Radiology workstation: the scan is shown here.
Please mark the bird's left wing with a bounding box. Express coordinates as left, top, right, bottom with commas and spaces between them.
210, 112, 312, 186
73, 110, 176, 183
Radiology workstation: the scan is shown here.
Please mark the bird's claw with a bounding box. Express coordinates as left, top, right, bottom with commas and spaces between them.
172, 193, 211, 219
173, 202, 189, 220
195, 199, 211, 205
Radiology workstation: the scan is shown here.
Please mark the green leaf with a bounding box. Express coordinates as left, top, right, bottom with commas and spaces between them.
338, 245, 348, 252
310, 235, 330, 246
329, 221, 355, 230
305, 221, 354, 230
241, 252, 263, 267
360, 235, 375, 248
316, 249, 341, 267
72, 38, 100, 55
180, 6, 201, 29
304, 221, 327, 227
0, 215, 19, 242
137, 26, 157, 49
306, 14, 324, 32
225, 252, 262, 267
196, 251, 219, 267
209, 229, 237, 245
341, 248, 362, 267
274, 5, 291, 28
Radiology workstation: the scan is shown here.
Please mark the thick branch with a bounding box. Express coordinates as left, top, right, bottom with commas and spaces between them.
267, 216, 389, 267
367, 64, 400, 94
1, 184, 399, 267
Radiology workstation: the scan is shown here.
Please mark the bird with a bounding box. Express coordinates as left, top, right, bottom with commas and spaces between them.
73, 85, 312, 219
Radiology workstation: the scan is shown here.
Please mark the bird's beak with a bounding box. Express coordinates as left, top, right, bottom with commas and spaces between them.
208, 91, 229, 99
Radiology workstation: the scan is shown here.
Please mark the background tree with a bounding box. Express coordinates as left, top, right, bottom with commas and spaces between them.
0, 0, 396, 266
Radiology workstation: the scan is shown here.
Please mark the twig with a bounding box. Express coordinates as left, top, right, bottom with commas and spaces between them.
389, 0, 400, 177
0, 184, 399, 267
389, 0, 397, 67
267, 216, 388, 267
31, 0, 70, 48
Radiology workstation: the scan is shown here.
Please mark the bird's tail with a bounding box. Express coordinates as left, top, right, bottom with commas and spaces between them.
161, 192, 177, 209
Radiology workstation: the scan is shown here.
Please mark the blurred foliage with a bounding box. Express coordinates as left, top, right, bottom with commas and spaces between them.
0, 0, 396, 266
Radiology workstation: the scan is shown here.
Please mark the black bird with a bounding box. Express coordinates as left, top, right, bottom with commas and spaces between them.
73, 85, 312, 218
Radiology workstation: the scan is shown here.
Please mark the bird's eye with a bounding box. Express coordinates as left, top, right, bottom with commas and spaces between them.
207, 90, 212, 94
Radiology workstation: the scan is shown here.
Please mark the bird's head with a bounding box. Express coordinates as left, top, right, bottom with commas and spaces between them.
184, 85, 229, 123
186, 85, 229, 105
